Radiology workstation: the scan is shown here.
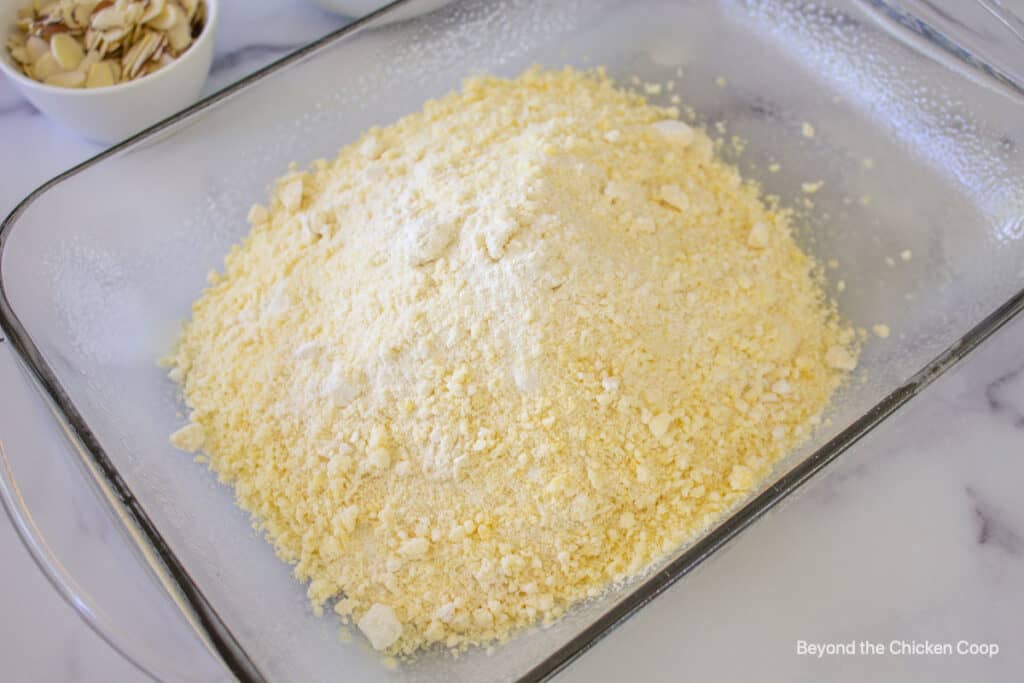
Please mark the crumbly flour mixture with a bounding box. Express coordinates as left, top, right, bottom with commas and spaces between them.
167, 67, 857, 655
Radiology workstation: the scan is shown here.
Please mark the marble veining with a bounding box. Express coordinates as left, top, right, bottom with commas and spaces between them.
0, 2, 1022, 682
984, 364, 1024, 428
967, 486, 1023, 555
0, 98, 37, 118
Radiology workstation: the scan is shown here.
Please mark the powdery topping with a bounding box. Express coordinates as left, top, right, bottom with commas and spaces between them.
166, 67, 856, 656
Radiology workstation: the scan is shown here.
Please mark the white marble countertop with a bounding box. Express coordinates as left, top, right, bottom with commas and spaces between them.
0, 2, 1021, 681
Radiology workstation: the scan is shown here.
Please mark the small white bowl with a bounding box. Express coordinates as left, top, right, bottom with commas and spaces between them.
309, 0, 450, 23
308, 0, 393, 15
0, 0, 218, 143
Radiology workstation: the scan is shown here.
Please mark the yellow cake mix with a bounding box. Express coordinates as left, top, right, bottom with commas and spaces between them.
165, 66, 856, 655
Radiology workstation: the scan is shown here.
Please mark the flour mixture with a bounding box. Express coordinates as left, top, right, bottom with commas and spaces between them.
166, 67, 857, 655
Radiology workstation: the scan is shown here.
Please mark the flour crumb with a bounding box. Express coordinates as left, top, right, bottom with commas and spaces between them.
170, 422, 204, 453
358, 604, 403, 651
747, 221, 770, 248
648, 413, 673, 439
652, 119, 695, 147
659, 184, 690, 211
247, 203, 269, 225
279, 179, 303, 212
825, 345, 858, 371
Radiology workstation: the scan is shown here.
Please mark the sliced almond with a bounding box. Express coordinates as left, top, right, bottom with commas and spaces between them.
10, 46, 30, 63
7, 33, 26, 49
122, 1, 146, 25
90, 6, 124, 30
50, 32, 84, 70
30, 51, 61, 80
146, 2, 181, 31
127, 21, 143, 46
140, 57, 163, 76
141, 0, 165, 24
44, 69, 86, 88
79, 49, 101, 72
83, 28, 101, 52
38, 1, 60, 17
85, 60, 115, 87
71, 4, 96, 28
26, 35, 49, 62
87, 26, 125, 56
165, 18, 190, 53
60, 3, 78, 29
37, 22, 70, 41
179, 0, 198, 22
121, 29, 161, 80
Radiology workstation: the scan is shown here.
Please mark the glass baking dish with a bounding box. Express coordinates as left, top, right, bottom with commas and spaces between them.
2, 0, 1023, 680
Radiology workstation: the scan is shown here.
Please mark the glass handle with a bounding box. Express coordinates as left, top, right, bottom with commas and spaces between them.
0, 338, 229, 683
870, 0, 1024, 91
974, 0, 1024, 45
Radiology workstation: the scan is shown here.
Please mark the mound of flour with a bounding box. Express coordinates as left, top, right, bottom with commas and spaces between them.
167, 67, 855, 654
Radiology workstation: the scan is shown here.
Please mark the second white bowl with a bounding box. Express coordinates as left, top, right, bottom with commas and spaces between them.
309, 0, 451, 23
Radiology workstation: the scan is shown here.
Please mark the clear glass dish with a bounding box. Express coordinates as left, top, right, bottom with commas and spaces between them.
2, 0, 1023, 681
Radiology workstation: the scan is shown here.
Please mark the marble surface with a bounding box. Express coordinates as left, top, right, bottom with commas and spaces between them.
0, 1, 1022, 681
